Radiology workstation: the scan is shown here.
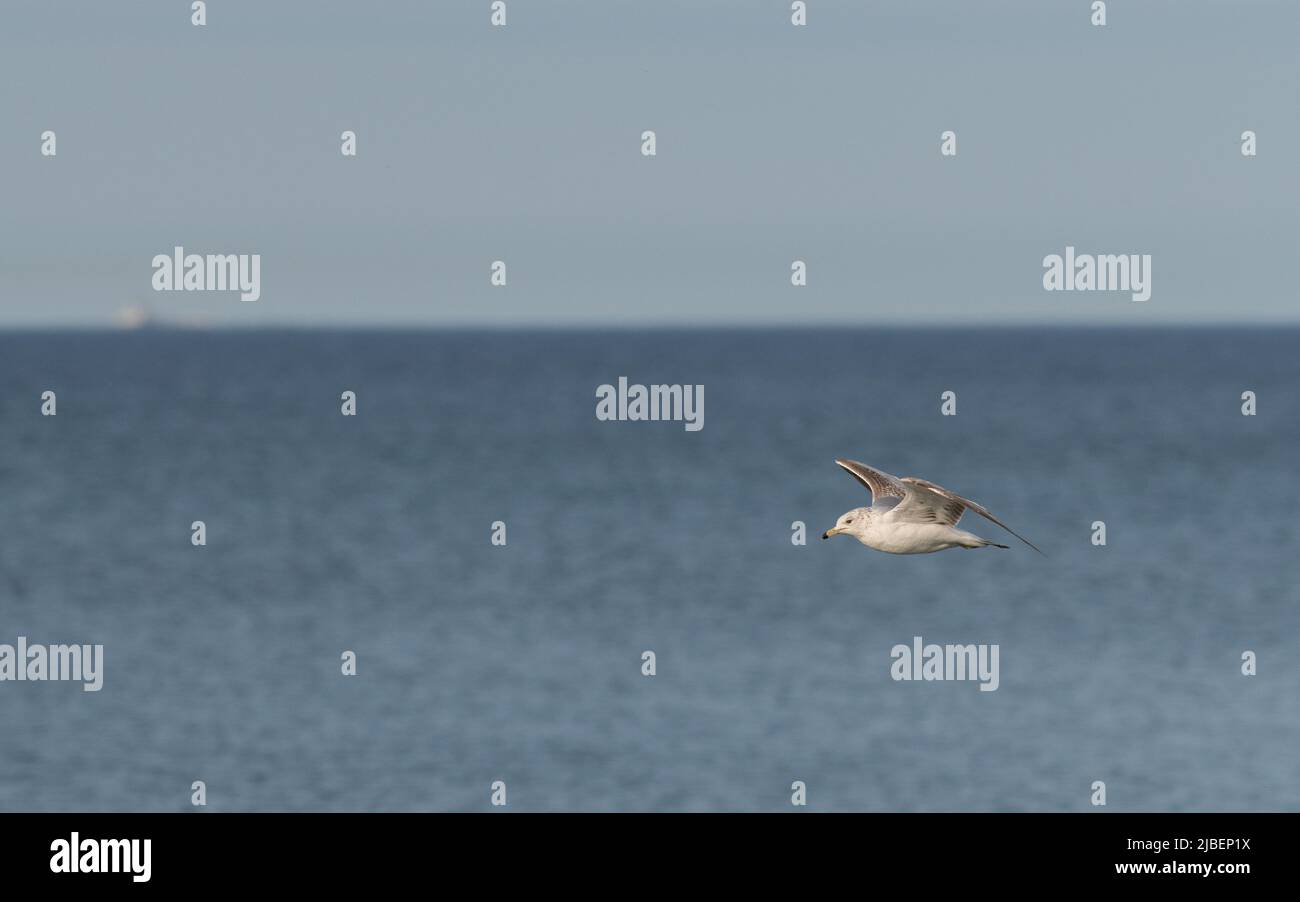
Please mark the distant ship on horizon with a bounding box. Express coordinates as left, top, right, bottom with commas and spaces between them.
112, 304, 213, 331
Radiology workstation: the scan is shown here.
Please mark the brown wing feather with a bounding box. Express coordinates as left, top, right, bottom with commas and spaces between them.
835, 459, 908, 504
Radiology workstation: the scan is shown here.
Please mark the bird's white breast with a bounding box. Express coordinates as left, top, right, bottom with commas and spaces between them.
858, 522, 961, 555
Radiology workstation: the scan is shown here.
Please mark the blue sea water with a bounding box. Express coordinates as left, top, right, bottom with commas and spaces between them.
0, 327, 1297, 812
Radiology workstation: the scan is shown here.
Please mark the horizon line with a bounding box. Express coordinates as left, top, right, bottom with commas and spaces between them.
2, 320, 1299, 333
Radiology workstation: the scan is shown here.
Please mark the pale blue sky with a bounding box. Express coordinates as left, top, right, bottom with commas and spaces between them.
2, 0, 1298, 326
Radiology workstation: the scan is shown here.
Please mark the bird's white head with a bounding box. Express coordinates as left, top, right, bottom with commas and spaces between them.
823, 507, 872, 540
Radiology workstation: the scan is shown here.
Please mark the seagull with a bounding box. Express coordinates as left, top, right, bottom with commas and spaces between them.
822, 459, 1043, 555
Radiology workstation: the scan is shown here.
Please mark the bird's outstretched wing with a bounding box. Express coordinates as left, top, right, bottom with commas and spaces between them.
897, 476, 1044, 555
834, 459, 908, 506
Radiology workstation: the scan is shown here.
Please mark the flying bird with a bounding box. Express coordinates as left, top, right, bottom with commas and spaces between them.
823, 459, 1042, 555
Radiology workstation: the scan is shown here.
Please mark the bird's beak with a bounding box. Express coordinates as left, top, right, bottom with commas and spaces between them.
822, 528, 838, 539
